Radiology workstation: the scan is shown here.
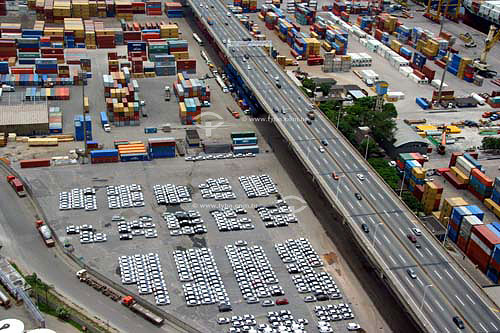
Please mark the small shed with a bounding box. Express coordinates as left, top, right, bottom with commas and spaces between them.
384, 119, 429, 158
0, 104, 49, 136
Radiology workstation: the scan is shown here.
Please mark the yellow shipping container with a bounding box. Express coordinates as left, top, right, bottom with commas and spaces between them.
416, 125, 436, 131
439, 197, 468, 223
179, 102, 187, 113
445, 125, 461, 134
390, 39, 402, 52
28, 138, 58, 146
484, 198, 496, 210
450, 166, 469, 184
170, 51, 189, 60
412, 167, 426, 178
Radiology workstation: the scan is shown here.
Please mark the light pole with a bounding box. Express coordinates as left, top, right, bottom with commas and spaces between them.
79, 71, 87, 164
420, 284, 433, 312
442, 217, 450, 246
336, 101, 344, 129
399, 168, 406, 197
372, 222, 383, 248
335, 175, 343, 201
364, 135, 370, 160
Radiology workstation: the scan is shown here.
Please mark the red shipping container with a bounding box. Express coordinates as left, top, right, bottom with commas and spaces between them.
457, 235, 469, 252
413, 69, 425, 79
20, 158, 51, 168
466, 225, 500, 272
470, 168, 493, 186
413, 185, 424, 201
443, 171, 466, 189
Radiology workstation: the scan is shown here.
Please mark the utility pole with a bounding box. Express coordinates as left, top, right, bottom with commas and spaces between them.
436, 50, 450, 107
79, 71, 87, 164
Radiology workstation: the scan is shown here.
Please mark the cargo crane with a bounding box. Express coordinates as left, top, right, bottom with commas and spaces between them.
473, 25, 500, 78
437, 124, 451, 155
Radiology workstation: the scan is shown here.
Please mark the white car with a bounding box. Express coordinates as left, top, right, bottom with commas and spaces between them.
227, 11, 231, 17
247, 65, 251, 70
264, 68, 268, 73
356, 174, 365, 181
103, 124, 111, 132
388, 161, 396, 167
412, 227, 422, 236
318, 147, 325, 153
347, 323, 361, 331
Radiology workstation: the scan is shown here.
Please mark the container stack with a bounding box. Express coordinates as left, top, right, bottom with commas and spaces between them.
0, 39, 17, 61
421, 180, 443, 214
18, 38, 41, 65
53, 0, 71, 23
177, 59, 196, 74
231, 131, 259, 154
322, 52, 335, 73
448, 205, 485, 243
74, 115, 92, 141
396, 25, 410, 44
72, 0, 90, 19
438, 196, 468, 226
165, 2, 183, 17
117, 142, 148, 161
375, 14, 398, 34
35, 58, 59, 74
404, 160, 425, 192
469, 169, 494, 201
457, 214, 483, 252
168, 40, 188, 60
295, 4, 315, 25
146, 0, 161, 15
278, 19, 293, 41
487, 235, 500, 283
265, 12, 278, 30
127, 41, 147, 60
95, 21, 116, 48
179, 97, 201, 125
49, 106, 63, 134
485, 177, 500, 217
148, 40, 169, 61
155, 54, 176, 76
0, 0, 6, 16
466, 225, 500, 273
148, 138, 176, 158
160, 24, 179, 38
64, 18, 85, 46
103, 71, 140, 126
90, 149, 119, 163
115, 0, 133, 21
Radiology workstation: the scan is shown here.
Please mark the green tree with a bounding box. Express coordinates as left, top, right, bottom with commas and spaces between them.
56, 306, 70, 320
482, 137, 500, 150
358, 138, 378, 158
302, 78, 316, 91
402, 192, 424, 213
319, 83, 332, 96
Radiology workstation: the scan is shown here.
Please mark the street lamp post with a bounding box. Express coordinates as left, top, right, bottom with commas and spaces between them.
372, 222, 383, 248
336, 175, 342, 201
336, 101, 344, 129
420, 284, 433, 312
399, 168, 406, 198
79, 71, 87, 164
442, 217, 451, 246
364, 135, 370, 160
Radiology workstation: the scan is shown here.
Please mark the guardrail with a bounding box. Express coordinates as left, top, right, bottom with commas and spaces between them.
0, 161, 204, 333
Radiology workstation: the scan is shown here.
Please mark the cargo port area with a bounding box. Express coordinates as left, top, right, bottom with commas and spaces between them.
2, 0, 500, 332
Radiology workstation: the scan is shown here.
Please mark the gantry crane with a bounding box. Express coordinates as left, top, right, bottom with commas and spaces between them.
473, 25, 500, 78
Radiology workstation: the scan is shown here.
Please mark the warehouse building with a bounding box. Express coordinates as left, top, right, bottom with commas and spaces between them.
384, 119, 429, 158
0, 104, 49, 136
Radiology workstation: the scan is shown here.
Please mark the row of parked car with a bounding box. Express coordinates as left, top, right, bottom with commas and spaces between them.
106, 184, 145, 209
239, 174, 279, 198
118, 253, 170, 306
255, 200, 298, 228
199, 177, 237, 201
59, 188, 97, 211
173, 248, 230, 308
210, 207, 255, 232
163, 211, 207, 236
153, 184, 192, 205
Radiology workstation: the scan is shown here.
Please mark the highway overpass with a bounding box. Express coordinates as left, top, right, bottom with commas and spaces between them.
188, 1, 500, 332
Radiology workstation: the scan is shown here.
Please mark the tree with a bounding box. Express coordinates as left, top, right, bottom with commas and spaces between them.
56, 306, 70, 320
302, 78, 316, 91
319, 82, 332, 96
359, 138, 379, 158
482, 137, 500, 150
402, 192, 424, 213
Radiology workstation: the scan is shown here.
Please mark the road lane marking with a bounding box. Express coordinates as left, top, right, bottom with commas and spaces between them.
333, 150, 340, 157
434, 299, 444, 311
398, 255, 406, 264
369, 193, 376, 200
425, 301, 433, 313
466, 294, 476, 305
398, 228, 406, 236
416, 277, 424, 286
383, 234, 390, 243
455, 295, 465, 306
388, 255, 397, 265
348, 201, 354, 210
426, 248, 433, 256
444, 328, 450, 333
378, 193, 384, 200
322, 157, 329, 164
491, 322, 498, 331
479, 323, 487, 332
434, 270, 442, 280
445, 270, 453, 279
418, 250, 424, 258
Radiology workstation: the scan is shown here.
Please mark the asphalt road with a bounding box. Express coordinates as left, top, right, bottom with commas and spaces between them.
192, 1, 500, 332
0, 173, 183, 333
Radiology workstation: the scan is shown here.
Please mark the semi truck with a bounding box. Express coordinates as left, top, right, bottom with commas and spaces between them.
121, 296, 164, 325
35, 220, 55, 247
6, 175, 27, 197
76, 269, 121, 301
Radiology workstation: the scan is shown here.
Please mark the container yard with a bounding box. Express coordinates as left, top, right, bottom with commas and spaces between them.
2, 0, 500, 332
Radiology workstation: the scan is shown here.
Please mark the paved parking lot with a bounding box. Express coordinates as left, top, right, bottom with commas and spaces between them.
19, 154, 368, 332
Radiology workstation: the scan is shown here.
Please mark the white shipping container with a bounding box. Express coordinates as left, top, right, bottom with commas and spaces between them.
471, 93, 486, 105
431, 79, 448, 88
456, 156, 476, 174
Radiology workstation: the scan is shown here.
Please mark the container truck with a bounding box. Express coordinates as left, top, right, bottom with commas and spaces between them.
121, 296, 164, 325
76, 269, 121, 301
6, 175, 27, 197
35, 220, 55, 247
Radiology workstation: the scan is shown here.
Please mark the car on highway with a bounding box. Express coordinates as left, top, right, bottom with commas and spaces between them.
347, 323, 361, 331
276, 82, 281, 89
412, 228, 422, 236
361, 223, 369, 233
407, 234, 417, 243
452, 316, 465, 329
332, 172, 339, 180
247, 65, 251, 70
415, 242, 421, 249
318, 147, 325, 153
222, 39, 226, 44
355, 193, 362, 200
406, 268, 417, 279
306, 119, 312, 125
321, 139, 328, 146
273, 107, 278, 113
244, 54, 249, 59
264, 68, 268, 73
356, 174, 365, 181
276, 298, 289, 305
227, 11, 231, 16
281, 108, 286, 114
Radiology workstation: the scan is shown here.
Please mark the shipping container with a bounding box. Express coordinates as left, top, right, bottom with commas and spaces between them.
20, 158, 51, 168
